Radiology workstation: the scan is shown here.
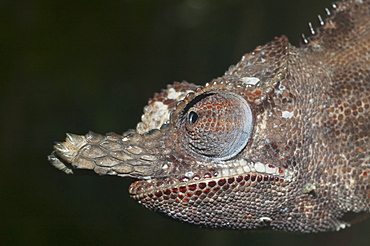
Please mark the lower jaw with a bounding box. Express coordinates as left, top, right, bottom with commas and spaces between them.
129, 170, 288, 201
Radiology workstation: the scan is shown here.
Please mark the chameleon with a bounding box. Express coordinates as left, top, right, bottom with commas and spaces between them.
48, 0, 369, 232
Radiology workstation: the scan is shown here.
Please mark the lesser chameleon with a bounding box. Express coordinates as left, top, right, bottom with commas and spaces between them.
48, 0, 369, 232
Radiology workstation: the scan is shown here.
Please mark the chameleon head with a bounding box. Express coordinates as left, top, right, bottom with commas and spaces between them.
126, 82, 291, 228
49, 79, 293, 230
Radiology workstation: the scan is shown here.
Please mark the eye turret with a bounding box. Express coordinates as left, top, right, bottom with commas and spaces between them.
181, 92, 253, 160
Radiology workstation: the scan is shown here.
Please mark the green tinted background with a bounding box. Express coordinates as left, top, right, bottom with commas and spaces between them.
1, 0, 369, 245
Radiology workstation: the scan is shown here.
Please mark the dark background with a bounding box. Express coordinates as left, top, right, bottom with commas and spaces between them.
1, 0, 369, 245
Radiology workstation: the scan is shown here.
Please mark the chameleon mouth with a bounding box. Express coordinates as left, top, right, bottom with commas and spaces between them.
129, 161, 292, 199
217, 160, 292, 180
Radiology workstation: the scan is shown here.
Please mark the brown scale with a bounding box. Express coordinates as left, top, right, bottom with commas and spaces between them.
48, 0, 369, 232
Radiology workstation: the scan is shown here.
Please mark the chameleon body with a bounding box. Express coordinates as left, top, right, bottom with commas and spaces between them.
49, 0, 369, 232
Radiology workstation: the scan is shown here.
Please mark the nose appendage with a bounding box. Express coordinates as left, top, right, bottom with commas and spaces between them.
48, 130, 170, 179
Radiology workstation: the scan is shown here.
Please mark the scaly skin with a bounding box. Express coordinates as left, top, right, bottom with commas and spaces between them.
48, 0, 369, 232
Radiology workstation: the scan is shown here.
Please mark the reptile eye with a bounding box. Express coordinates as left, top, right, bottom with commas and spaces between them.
188, 111, 198, 125
181, 92, 253, 160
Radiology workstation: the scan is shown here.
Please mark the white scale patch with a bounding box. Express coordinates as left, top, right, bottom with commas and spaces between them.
167, 88, 193, 100
259, 217, 272, 222
241, 77, 260, 86
218, 159, 293, 180
136, 88, 194, 134
281, 110, 294, 119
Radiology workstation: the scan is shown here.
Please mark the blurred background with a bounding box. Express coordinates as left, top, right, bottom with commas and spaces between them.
1, 0, 368, 245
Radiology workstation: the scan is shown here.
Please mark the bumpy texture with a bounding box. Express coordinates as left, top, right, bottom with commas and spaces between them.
48, 0, 369, 232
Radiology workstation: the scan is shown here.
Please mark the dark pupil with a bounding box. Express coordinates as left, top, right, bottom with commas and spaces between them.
188, 111, 198, 125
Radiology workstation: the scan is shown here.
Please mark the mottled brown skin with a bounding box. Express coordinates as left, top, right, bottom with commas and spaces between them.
48, 0, 369, 232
